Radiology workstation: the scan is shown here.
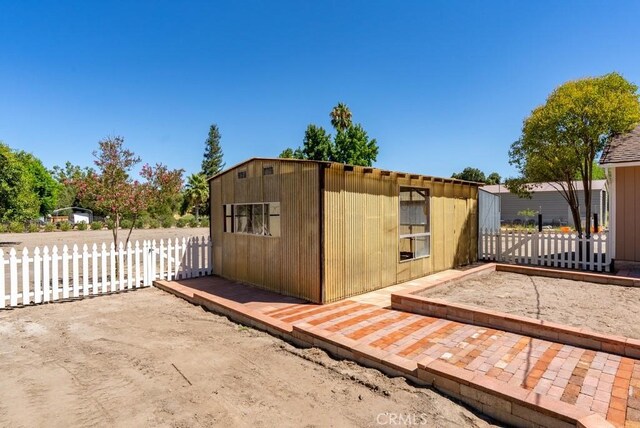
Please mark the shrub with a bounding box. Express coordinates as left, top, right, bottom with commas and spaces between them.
27, 223, 40, 233
181, 213, 195, 222
160, 216, 174, 228
199, 217, 210, 227
8, 221, 24, 233
176, 217, 188, 228
134, 217, 145, 229
188, 218, 199, 228
106, 219, 115, 230
44, 223, 55, 232
120, 218, 133, 230
59, 221, 72, 231
91, 221, 104, 230
0, 224, 7, 233
77, 222, 88, 231
148, 218, 161, 229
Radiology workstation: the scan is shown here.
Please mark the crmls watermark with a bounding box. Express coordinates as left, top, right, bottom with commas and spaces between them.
376, 412, 429, 426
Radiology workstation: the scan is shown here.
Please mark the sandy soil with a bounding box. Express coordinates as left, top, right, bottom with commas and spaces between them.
0, 288, 497, 428
421, 271, 640, 339
0, 227, 209, 251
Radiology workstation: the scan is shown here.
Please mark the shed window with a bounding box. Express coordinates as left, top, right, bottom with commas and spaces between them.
399, 187, 430, 261
263, 166, 274, 175
223, 203, 280, 237
237, 170, 247, 179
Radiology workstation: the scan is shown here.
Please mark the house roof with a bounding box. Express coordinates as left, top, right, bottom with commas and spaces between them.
482, 180, 607, 194
600, 124, 640, 165
208, 157, 484, 186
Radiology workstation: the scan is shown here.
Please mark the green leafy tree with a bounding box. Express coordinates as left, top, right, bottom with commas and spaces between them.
280, 103, 379, 166
16, 151, 60, 217
0, 142, 38, 222
301, 124, 333, 160
279, 148, 297, 159
333, 124, 379, 166
51, 162, 94, 209
486, 172, 501, 185
508, 72, 640, 236
182, 173, 209, 221
202, 124, 225, 177
452, 167, 486, 183
75, 136, 183, 247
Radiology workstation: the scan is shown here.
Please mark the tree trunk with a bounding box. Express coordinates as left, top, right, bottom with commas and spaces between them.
125, 213, 137, 249
111, 214, 120, 248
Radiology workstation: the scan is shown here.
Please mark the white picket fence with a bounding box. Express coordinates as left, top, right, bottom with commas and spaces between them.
0, 236, 212, 309
479, 228, 610, 272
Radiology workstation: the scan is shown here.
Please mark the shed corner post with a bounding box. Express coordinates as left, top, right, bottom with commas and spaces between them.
319, 163, 326, 304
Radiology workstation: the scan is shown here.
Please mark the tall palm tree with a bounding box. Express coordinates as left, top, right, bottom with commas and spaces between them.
183, 173, 209, 222
330, 102, 352, 132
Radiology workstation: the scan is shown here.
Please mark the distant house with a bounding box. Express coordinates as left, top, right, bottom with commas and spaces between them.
482, 180, 609, 228
600, 124, 640, 264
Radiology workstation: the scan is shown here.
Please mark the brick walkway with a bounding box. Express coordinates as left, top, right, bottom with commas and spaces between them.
156, 277, 638, 427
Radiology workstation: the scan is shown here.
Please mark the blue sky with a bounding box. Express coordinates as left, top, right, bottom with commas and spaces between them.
1, 1, 639, 180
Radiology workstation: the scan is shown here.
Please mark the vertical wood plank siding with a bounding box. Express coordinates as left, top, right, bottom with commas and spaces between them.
211, 159, 478, 304
322, 167, 478, 303
211, 160, 321, 302
616, 166, 640, 262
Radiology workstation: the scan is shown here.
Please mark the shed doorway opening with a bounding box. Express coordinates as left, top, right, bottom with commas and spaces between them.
399, 187, 431, 261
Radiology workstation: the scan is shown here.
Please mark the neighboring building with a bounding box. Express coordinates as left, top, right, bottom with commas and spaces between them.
209, 158, 480, 304
482, 180, 608, 228
50, 207, 93, 224
600, 124, 640, 264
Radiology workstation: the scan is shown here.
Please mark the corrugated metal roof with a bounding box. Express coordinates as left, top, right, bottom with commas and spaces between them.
208, 157, 483, 186
600, 124, 640, 165
482, 180, 607, 194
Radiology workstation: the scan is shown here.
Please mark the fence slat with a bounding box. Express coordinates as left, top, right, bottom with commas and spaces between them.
33, 247, 42, 304
62, 245, 70, 299
118, 242, 125, 291
9, 249, 18, 306
22, 248, 30, 305
43, 246, 50, 302
82, 245, 89, 296
135, 241, 141, 287
101, 243, 107, 293
167, 239, 173, 280
126, 242, 133, 289
51, 246, 59, 301
72, 245, 80, 298
92, 244, 99, 295
174, 238, 180, 279
159, 240, 165, 280
110, 243, 117, 293
0, 250, 5, 308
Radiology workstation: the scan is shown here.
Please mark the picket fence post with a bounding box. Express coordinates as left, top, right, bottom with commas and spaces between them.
0, 250, 5, 309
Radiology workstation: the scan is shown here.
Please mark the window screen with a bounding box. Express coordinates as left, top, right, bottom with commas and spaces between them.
223, 203, 280, 237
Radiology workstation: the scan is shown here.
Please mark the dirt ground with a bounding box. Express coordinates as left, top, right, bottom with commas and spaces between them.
0, 227, 210, 251
0, 288, 497, 428
421, 271, 640, 339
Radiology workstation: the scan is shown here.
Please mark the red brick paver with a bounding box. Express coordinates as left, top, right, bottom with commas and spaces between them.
156, 277, 640, 427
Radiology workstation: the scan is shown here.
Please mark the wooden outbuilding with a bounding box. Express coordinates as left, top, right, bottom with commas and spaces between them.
209, 158, 480, 304
600, 124, 640, 265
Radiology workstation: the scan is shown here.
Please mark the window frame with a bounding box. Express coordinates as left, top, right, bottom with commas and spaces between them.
222, 202, 280, 237
398, 186, 431, 262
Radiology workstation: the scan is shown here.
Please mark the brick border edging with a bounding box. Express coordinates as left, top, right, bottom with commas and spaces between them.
495, 264, 640, 287
155, 278, 612, 428
294, 323, 612, 428
392, 265, 640, 358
